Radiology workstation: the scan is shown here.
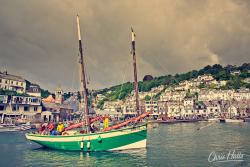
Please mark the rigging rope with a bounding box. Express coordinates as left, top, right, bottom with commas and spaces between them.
118, 54, 131, 100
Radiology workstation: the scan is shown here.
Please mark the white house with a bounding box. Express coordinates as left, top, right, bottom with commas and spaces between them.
183, 98, 194, 106
197, 74, 214, 82
204, 101, 221, 117
145, 101, 158, 115
27, 84, 41, 97
0, 71, 26, 93
0, 95, 42, 123
166, 102, 185, 118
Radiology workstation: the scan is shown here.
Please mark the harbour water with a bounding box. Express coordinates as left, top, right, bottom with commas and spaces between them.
0, 122, 250, 167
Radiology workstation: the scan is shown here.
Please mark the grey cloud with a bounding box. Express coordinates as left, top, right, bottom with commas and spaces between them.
0, 0, 249, 92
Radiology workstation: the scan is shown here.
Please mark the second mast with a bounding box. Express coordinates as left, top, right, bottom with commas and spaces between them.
131, 28, 140, 115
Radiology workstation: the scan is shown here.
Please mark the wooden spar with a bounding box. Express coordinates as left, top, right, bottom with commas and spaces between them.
77, 15, 90, 132
65, 116, 104, 131
103, 112, 150, 131
131, 28, 140, 115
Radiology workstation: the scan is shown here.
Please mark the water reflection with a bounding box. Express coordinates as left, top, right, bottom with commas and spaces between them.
146, 122, 250, 167
23, 147, 147, 167
1, 122, 250, 167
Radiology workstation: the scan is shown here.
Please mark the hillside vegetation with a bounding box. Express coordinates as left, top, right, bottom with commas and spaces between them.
95, 63, 250, 108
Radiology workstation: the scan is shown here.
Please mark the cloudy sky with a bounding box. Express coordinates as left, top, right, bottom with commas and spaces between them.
0, 0, 249, 91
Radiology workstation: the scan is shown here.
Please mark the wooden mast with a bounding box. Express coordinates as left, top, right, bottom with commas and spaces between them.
131, 28, 140, 115
77, 15, 90, 132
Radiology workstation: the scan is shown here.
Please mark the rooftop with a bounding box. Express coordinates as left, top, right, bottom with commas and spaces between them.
0, 71, 25, 82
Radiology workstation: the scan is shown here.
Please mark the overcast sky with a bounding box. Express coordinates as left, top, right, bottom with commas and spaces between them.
0, 0, 249, 92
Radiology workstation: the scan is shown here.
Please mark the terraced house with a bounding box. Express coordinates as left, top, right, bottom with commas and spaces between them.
0, 71, 26, 93
0, 95, 42, 123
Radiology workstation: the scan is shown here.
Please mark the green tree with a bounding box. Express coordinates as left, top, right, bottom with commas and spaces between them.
97, 99, 107, 109
41, 89, 51, 98
209, 83, 217, 89
198, 83, 206, 89
144, 95, 151, 101
226, 76, 241, 89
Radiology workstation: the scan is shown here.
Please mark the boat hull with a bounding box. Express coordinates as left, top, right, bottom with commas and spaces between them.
26, 124, 147, 151
225, 119, 244, 123
244, 118, 250, 122
208, 118, 219, 122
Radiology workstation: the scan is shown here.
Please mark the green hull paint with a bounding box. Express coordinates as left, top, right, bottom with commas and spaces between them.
26, 124, 147, 151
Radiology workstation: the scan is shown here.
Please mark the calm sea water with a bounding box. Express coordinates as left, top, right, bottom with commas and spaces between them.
0, 122, 250, 167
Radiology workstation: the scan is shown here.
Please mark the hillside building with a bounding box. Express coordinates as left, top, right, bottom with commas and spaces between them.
0, 71, 26, 93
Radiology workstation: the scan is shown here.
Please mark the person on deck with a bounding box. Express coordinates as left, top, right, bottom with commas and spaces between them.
39, 124, 46, 135
56, 122, 64, 135
47, 122, 55, 135
39, 122, 48, 135
90, 123, 95, 133
90, 123, 99, 133
63, 121, 69, 129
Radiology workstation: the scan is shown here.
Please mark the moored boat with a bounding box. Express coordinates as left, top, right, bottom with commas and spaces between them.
15, 125, 32, 131
219, 118, 226, 123
225, 119, 244, 123
208, 118, 219, 122
0, 124, 18, 132
244, 117, 250, 122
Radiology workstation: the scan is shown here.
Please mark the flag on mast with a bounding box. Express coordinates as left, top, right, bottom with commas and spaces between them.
131, 27, 136, 55
76, 15, 81, 41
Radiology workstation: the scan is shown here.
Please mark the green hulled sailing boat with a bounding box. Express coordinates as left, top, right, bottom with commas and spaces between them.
26, 15, 148, 151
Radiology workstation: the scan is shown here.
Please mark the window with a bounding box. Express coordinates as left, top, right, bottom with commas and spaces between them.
0, 79, 1, 83
0, 105, 4, 111
21, 83, 23, 86
24, 106, 29, 111
11, 81, 13, 84
12, 105, 17, 111
34, 106, 38, 111
31, 98, 38, 103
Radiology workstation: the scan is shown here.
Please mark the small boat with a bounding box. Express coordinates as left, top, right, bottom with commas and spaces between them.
0, 128, 18, 132
208, 118, 219, 122
0, 124, 18, 132
15, 125, 32, 131
244, 118, 250, 122
1, 123, 17, 128
148, 118, 204, 124
225, 119, 244, 123
219, 118, 226, 123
